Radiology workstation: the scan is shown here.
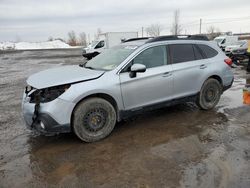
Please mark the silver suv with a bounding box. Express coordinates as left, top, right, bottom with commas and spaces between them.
22, 35, 234, 142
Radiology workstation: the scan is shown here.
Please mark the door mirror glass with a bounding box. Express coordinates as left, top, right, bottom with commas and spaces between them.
130, 64, 146, 78
131, 63, 146, 72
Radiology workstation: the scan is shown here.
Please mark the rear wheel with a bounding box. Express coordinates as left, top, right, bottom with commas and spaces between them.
196, 78, 222, 110
73, 98, 116, 142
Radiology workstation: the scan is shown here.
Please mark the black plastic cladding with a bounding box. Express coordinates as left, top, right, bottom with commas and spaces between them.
122, 37, 152, 43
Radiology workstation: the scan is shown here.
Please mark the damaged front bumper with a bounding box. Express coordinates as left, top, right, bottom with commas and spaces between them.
22, 91, 75, 135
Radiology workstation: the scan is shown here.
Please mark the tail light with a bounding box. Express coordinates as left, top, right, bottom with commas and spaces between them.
224, 58, 233, 66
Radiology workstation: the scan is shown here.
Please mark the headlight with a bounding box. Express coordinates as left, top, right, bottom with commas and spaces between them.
29, 84, 71, 103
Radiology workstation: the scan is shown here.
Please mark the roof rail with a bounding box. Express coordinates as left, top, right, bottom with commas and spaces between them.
122, 37, 152, 43
146, 35, 209, 43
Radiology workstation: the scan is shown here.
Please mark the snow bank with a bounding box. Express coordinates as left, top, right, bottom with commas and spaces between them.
0, 40, 72, 50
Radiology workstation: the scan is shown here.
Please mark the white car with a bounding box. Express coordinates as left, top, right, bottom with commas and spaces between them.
214, 36, 238, 51
225, 40, 248, 55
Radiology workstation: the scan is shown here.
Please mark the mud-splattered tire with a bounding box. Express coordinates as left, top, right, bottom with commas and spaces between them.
196, 78, 222, 110
73, 98, 116, 142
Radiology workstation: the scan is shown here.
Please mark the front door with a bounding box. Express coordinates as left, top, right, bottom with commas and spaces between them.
119, 45, 174, 110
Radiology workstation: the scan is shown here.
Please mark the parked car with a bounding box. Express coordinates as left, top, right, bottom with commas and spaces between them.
225, 40, 248, 55
22, 35, 234, 142
82, 32, 138, 59
214, 35, 238, 51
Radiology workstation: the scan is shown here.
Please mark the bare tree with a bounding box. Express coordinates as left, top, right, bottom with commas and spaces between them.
79, 32, 87, 47
68, 30, 77, 46
170, 10, 182, 35
146, 24, 162, 37
206, 25, 221, 40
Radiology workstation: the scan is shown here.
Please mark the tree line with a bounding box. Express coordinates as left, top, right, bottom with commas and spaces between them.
48, 28, 103, 47
48, 10, 222, 46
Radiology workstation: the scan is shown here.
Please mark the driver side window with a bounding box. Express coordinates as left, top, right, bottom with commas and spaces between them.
133, 46, 167, 69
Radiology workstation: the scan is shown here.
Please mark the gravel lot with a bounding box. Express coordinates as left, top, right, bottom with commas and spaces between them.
0, 49, 250, 188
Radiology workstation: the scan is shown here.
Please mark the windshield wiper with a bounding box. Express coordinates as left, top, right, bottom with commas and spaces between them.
79, 63, 84, 67
81, 63, 108, 71
79, 63, 94, 69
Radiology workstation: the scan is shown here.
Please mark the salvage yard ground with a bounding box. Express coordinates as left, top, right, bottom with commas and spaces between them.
0, 49, 250, 188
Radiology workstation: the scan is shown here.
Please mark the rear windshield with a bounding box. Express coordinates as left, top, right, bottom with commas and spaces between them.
85, 45, 137, 70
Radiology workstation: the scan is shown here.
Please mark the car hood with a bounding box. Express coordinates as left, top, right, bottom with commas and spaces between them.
27, 65, 105, 89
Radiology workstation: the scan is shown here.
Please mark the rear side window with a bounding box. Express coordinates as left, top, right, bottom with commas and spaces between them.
197, 44, 218, 58
170, 44, 196, 64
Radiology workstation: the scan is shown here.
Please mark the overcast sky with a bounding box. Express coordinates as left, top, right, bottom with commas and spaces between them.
0, 0, 250, 42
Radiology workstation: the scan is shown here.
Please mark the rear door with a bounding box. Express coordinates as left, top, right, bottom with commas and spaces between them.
169, 44, 207, 98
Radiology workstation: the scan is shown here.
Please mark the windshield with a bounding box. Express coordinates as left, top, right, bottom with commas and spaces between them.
91, 41, 100, 48
85, 45, 137, 70
214, 38, 224, 44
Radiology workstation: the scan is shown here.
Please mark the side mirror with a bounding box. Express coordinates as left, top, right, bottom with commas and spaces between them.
129, 64, 146, 78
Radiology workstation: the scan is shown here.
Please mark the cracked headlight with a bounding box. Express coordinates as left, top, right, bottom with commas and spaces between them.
29, 84, 71, 103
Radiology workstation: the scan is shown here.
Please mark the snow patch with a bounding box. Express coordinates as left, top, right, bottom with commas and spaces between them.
0, 40, 72, 50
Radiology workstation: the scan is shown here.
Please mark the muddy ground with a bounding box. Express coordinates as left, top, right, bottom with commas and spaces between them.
0, 49, 250, 188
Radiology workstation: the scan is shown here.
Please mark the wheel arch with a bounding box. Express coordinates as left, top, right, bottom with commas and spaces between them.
70, 93, 120, 130
200, 75, 223, 90
208, 75, 223, 85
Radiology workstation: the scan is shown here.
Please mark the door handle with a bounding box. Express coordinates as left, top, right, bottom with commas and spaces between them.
200, 64, 207, 69
162, 72, 172, 77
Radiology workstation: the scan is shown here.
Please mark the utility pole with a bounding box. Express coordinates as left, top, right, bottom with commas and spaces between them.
142, 27, 144, 37
199, 19, 202, 34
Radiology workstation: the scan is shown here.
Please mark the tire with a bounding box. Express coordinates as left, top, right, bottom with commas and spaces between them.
73, 98, 116, 142
196, 78, 222, 110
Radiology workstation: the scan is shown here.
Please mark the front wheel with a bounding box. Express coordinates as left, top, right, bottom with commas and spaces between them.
196, 78, 222, 110
73, 98, 116, 142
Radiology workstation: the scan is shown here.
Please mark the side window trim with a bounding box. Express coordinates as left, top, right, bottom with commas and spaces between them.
195, 44, 207, 58
193, 44, 206, 60
166, 45, 172, 65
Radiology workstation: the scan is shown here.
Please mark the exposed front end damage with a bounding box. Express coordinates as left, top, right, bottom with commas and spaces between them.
22, 85, 75, 135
